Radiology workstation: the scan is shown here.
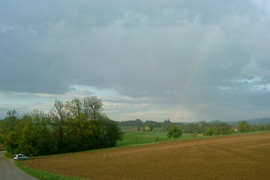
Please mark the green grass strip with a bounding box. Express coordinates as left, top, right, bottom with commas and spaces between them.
14, 161, 87, 180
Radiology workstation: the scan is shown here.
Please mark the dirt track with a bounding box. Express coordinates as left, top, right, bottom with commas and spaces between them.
22, 133, 270, 180
0, 151, 37, 180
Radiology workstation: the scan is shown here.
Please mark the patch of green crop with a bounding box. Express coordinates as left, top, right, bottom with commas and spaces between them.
116, 128, 205, 147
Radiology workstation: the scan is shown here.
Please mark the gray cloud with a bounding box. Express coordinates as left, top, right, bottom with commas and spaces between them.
1, 0, 270, 121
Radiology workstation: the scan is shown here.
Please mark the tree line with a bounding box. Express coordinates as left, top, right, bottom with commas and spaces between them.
117, 119, 270, 136
0, 96, 123, 156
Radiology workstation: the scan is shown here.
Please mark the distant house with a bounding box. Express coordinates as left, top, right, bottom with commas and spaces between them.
232, 126, 238, 132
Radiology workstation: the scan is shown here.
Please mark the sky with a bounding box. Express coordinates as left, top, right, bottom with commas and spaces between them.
1, 0, 270, 122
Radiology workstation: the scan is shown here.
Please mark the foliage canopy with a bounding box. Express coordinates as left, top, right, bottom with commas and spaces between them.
238, 121, 250, 133
167, 125, 182, 139
1, 96, 123, 156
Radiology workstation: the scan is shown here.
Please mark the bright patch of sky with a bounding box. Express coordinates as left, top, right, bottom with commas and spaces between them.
71, 85, 120, 97
237, 76, 262, 84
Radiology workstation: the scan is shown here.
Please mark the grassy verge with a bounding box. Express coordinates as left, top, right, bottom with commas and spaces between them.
14, 161, 87, 180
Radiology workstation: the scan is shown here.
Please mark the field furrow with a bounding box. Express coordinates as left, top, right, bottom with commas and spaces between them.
22, 133, 270, 180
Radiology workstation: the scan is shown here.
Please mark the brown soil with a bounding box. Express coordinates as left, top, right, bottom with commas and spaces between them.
22, 133, 270, 180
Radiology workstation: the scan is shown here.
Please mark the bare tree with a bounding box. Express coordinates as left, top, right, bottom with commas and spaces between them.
50, 100, 69, 151
67, 98, 83, 119
83, 96, 103, 121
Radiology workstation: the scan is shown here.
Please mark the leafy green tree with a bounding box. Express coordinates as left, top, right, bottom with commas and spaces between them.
258, 125, 266, 131
167, 125, 182, 139
96, 114, 123, 147
2, 110, 18, 134
66, 116, 94, 151
204, 128, 214, 136
20, 119, 37, 155
2, 110, 26, 156
2, 96, 124, 156
19, 111, 52, 156
229, 128, 235, 134
4, 131, 20, 156
238, 121, 250, 133
210, 122, 230, 135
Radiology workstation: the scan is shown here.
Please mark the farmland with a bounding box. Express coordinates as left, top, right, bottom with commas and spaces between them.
116, 127, 205, 147
21, 133, 270, 180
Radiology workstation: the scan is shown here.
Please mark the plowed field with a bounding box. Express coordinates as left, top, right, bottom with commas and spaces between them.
22, 133, 270, 180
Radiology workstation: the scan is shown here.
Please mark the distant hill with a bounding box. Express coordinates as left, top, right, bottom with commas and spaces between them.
227, 117, 270, 125
117, 117, 270, 126
245, 117, 270, 124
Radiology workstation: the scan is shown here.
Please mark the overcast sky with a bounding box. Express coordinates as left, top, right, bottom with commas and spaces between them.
1, 0, 270, 122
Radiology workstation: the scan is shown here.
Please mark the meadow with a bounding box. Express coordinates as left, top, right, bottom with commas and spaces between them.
116, 127, 205, 147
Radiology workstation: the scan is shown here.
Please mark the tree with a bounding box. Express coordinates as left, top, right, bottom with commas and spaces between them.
210, 122, 230, 135
96, 114, 123, 147
258, 125, 266, 131
167, 125, 182, 139
83, 96, 102, 121
238, 121, 250, 133
162, 119, 172, 131
1, 96, 124, 156
3, 110, 18, 133
50, 100, 69, 152
4, 131, 20, 156
144, 123, 153, 132
204, 128, 214, 136
67, 98, 83, 119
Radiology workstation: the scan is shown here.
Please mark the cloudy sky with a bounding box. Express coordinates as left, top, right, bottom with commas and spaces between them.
1, 0, 270, 122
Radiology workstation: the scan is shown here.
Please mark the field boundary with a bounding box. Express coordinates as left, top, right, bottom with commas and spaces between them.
24, 130, 270, 160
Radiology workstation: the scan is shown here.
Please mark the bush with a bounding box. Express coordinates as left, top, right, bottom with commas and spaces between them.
167, 125, 182, 139
155, 136, 161, 142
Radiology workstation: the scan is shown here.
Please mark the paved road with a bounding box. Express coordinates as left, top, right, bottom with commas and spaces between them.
0, 151, 37, 180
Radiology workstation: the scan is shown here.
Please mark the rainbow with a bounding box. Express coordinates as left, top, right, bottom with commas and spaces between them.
174, 1, 240, 121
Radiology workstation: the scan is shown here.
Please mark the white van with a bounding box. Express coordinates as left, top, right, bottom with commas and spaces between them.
14, 154, 29, 160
